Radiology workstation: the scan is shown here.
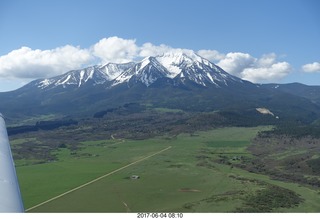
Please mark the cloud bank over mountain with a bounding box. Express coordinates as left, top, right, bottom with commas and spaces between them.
0, 36, 305, 84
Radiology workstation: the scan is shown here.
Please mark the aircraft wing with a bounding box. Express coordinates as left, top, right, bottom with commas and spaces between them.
0, 113, 24, 212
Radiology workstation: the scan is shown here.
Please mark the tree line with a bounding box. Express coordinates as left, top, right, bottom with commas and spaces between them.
7, 119, 78, 135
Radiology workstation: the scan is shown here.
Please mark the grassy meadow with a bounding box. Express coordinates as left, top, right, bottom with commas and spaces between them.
15, 126, 320, 212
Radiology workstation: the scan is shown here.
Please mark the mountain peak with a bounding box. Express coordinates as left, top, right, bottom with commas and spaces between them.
154, 51, 204, 77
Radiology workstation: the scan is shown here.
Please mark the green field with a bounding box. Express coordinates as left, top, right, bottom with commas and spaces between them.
16, 126, 320, 212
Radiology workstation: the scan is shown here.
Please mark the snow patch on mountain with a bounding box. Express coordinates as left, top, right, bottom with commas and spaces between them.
156, 52, 186, 76
38, 78, 55, 89
100, 62, 135, 80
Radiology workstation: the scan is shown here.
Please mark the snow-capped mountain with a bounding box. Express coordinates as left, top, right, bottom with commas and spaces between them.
33, 51, 243, 90
3, 50, 319, 124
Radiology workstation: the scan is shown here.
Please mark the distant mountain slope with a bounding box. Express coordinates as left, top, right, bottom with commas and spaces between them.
261, 83, 320, 104
0, 52, 320, 125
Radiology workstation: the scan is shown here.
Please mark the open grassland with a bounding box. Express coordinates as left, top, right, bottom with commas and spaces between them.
17, 138, 168, 209
15, 126, 320, 212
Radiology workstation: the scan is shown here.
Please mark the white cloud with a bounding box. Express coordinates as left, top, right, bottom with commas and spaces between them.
211, 52, 291, 83
139, 43, 173, 57
302, 62, 320, 73
257, 53, 277, 67
0, 45, 92, 79
138, 43, 198, 59
92, 37, 138, 63
197, 49, 225, 62
241, 53, 292, 83
91, 37, 192, 63
241, 62, 291, 83
217, 52, 256, 78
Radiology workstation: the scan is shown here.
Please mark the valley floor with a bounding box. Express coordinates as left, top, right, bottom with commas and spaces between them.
13, 126, 320, 212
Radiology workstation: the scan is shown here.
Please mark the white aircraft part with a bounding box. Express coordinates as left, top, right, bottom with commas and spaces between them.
0, 114, 24, 212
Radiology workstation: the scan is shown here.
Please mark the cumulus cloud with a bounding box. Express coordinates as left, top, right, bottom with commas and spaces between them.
91, 37, 193, 62
216, 52, 256, 78
139, 43, 173, 57
0, 36, 141, 80
0, 45, 92, 79
302, 62, 320, 73
139, 43, 200, 59
241, 62, 291, 83
242, 53, 291, 82
257, 53, 277, 67
197, 49, 225, 62
206, 52, 292, 83
92, 37, 138, 63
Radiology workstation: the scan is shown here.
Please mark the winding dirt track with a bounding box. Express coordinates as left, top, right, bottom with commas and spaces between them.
26, 146, 172, 212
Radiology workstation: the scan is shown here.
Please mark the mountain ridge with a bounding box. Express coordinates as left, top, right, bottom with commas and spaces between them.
31, 51, 244, 90
1, 51, 320, 125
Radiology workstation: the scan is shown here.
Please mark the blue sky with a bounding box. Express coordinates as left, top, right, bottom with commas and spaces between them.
0, 0, 319, 91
